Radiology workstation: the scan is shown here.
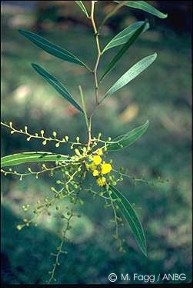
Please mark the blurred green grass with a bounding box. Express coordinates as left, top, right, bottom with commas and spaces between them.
1, 5, 192, 285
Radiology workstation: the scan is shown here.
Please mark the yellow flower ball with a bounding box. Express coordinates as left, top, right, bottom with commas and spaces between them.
92, 170, 99, 177
92, 155, 102, 165
97, 177, 106, 187
101, 163, 112, 174
96, 148, 103, 156
86, 162, 97, 171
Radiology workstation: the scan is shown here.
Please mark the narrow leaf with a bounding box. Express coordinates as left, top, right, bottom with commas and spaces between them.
102, 21, 149, 53
1, 152, 69, 168
100, 21, 148, 82
32, 64, 83, 113
18, 29, 89, 69
109, 185, 147, 256
107, 120, 149, 151
115, 1, 167, 19
105, 53, 157, 98
79, 85, 89, 129
75, 1, 89, 17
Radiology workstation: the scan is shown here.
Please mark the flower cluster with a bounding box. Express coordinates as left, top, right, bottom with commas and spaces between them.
85, 148, 113, 187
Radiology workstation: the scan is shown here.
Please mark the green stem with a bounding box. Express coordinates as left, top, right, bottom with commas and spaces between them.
48, 213, 73, 283
90, 1, 102, 105
87, 116, 92, 149
82, 1, 103, 148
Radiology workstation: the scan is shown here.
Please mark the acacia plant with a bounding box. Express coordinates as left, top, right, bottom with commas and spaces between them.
1, 1, 167, 284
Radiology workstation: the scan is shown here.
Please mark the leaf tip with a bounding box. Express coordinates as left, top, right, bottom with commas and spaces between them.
153, 52, 158, 59
161, 13, 168, 19
18, 29, 27, 36
31, 63, 39, 71
142, 246, 148, 257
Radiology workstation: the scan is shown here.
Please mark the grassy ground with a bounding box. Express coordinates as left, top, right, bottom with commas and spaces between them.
1, 4, 192, 285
